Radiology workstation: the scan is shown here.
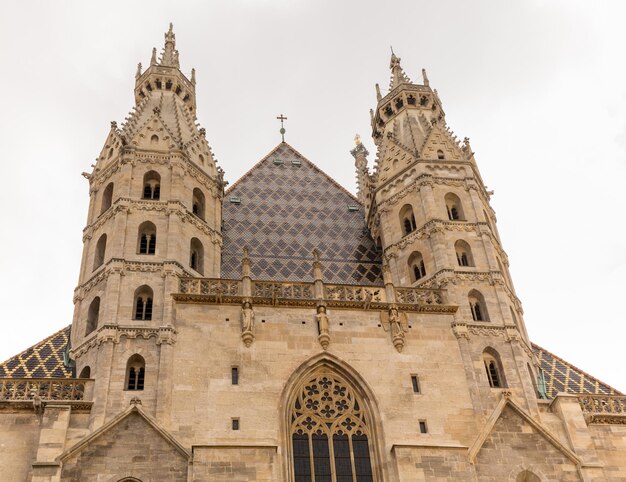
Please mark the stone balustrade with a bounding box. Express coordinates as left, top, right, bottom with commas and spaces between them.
578, 395, 626, 415
0, 378, 89, 401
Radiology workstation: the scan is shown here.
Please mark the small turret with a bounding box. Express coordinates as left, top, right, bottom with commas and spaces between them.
351, 134, 372, 209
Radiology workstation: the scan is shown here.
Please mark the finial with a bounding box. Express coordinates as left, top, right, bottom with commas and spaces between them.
389, 50, 412, 89
160, 23, 179, 67
150, 48, 157, 66
110, 121, 117, 130
375, 83, 382, 102
277, 114, 288, 143
369, 108, 375, 123
422, 68, 430, 87
354, 134, 362, 146
191, 68, 196, 85
135, 62, 142, 79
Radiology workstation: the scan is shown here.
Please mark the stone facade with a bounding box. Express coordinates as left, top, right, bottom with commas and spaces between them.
0, 24, 625, 482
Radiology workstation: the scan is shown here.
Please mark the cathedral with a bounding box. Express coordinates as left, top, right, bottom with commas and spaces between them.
1, 25, 625, 482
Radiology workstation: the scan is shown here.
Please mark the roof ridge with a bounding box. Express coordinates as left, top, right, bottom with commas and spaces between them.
0, 324, 70, 366
225, 142, 361, 204
532, 342, 623, 395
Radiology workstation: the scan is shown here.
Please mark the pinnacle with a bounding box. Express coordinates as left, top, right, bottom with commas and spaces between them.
388, 52, 412, 90
159, 22, 180, 68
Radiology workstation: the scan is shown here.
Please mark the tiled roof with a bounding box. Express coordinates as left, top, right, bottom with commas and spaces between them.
0, 325, 72, 379
532, 343, 622, 398
221, 143, 384, 285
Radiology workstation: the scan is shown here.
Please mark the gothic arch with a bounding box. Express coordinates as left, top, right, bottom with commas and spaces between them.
279, 353, 386, 482
509, 466, 546, 482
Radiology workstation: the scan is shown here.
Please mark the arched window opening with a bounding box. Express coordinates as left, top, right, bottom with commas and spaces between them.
78, 366, 91, 379
454, 240, 474, 267
469, 289, 489, 322
190, 237, 204, 275
483, 348, 506, 388
125, 354, 145, 391
290, 370, 375, 482
134, 285, 153, 321
445, 193, 464, 221
192, 188, 206, 221
516, 470, 542, 482
137, 221, 156, 255
408, 251, 427, 283
86, 297, 100, 335
142, 171, 161, 200
399, 204, 417, 236
437, 149, 445, 160
150, 134, 159, 144
93, 234, 107, 271
101, 182, 114, 215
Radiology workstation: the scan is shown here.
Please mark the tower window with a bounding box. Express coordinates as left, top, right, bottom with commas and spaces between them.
419, 420, 428, 433
437, 149, 445, 160
101, 182, 114, 215
483, 348, 506, 388
445, 193, 465, 221
408, 251, 427, 283
190, 237, 204, 275
232, 367, 239, 385
142, 170, 161, 200
134, 285, 153, 321
399, 204, 417, 236
93, 234, 107, 271
407, 95, 416, 105
78, 366, 91, 379
454, 240, 474, 267
85, 297, 100, 336
126, 354, 145, 390
468, 289, 489, 322
411, 375, 420, 393
137, 221, 157, 255
395, 97, 404, 109
192, 187, 206, 221
150, 134, 159, 144
232, 418, 240, 430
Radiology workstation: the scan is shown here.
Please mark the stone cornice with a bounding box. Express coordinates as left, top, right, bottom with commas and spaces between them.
71, 324, 178, 359
73, 259, 191, 302
83, 198, 222, 245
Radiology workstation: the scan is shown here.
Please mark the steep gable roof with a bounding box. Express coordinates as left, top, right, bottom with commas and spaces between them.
221, 143, 384, 285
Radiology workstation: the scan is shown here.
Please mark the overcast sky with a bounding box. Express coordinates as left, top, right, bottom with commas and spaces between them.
0, 1, 624, 391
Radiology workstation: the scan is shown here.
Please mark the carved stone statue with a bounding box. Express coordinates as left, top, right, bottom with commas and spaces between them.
316, 305, 330, 350
241, 301, 255, 347
380, 307, 408, 352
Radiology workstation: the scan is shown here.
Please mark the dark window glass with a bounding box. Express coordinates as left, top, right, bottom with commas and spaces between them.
352, 434, 373, 482
419, 421, 428, 433
232, 367, 239, 385
148, 235, 156, 254
487, 361, 500, 387
312, 434, 331, 482
153, 185, 160, 199
411, 375, 420, 393
232, 419, 239, 430
404, 219, 412, 234
139, 234, 148, 254
144, 298, 153, 320
137, 367, 145, 390
135, 298, 144, 320
293, 433, 311, 482
333, 434, 353, 482
127, 367, 136, 390
143, 185, 151, 199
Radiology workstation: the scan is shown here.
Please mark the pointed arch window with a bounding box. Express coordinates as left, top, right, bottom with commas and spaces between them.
133, 285, 153, 321
290, 371, 376, 482
137, 221, 156, 255
469, 289, 489, 322
85, 297, 100, 336
444, 193, 464, 221
408, 251, 427, 283
142, 171, 161, 200
101, 182, 114, 215
399, 204, 417, 236
192, 188, 206, 221
125, 354, 145, 391
190, 237, 204, 275
483, 348, 506, 388
454, 240, 474, 267
93, 234, 107, 271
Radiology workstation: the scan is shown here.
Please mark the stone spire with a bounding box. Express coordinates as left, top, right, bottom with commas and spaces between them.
160, 23, 180, 68
389, 52, 411, 90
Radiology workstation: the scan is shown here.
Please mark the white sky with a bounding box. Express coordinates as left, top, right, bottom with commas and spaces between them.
0, 1, 624, 391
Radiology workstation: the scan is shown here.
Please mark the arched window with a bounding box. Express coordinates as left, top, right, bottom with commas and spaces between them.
142, 171, 161, 200
483, 348, 506, 388
125, 354, 145, 391
399, 204, 417, 236
192, 188, 206, 221
133, 285, 153, 321
445, 193, 464, 221
516, 470, 542, 482
137, 221, 156, 255
454, 240, 474, 267
78, 366, 91, 378
86, 297, 100, 335
101, 182, 114, 214
469, 289, 489, 321
93, 234, 107, 270
289, 370, 375, 482
190, 237, 204, 275
437, 149, 445, 160
408, 251, 427, 283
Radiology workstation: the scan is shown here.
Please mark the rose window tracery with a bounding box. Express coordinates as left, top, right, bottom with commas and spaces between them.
290, 372, 375, 482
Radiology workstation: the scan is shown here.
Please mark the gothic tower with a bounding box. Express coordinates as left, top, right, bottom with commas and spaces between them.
353, 53, 540, 414
70, 24, 224, 427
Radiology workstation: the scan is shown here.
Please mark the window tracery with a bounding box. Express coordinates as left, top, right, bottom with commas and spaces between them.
290, 372, 375, 482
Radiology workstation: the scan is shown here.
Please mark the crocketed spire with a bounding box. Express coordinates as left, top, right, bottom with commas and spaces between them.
389, 52, 412, 90
159, 23, 180, 68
